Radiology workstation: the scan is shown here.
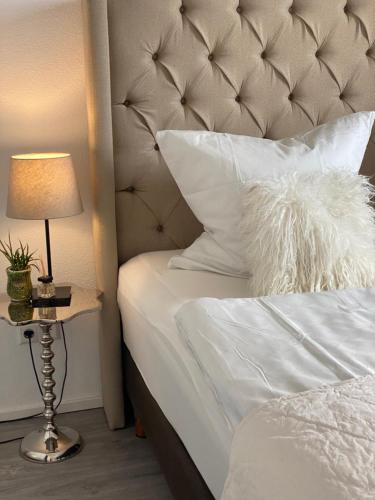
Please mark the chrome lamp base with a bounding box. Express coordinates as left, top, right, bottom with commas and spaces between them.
20, 426, 81, 463
19, 322, 81, 464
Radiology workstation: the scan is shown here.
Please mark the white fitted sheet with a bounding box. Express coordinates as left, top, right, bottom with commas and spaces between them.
117, 250, 248, 498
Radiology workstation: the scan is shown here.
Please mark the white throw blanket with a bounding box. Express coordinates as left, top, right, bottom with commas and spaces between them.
221, 375, 375, 500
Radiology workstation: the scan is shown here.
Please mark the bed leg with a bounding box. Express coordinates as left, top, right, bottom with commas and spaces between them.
135, 416, 146, 438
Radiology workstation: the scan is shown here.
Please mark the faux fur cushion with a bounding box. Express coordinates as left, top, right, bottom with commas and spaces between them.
242, 171, 375, 296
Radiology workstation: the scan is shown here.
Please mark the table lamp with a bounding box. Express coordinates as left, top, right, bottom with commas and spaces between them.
6, 153, 83, 304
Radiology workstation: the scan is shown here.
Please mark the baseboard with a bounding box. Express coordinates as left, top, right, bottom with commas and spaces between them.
0, 394, 103, 422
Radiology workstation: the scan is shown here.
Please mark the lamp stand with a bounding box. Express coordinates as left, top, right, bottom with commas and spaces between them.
44, 219, 53, 279
34, 219, 71, 307
20, 322, 81, 462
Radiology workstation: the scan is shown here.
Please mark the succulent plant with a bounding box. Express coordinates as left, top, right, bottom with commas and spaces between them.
0, 234, 39, 272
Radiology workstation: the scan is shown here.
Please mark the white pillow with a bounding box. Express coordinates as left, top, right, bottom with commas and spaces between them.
156, 112, 375, 277
241, 171, 375, 296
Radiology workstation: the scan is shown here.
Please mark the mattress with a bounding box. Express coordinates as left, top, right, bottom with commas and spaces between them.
117, 250, 248, 498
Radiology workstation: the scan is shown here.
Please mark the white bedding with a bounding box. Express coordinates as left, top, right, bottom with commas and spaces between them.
157, 112, 375, 277
119, 251, 375, 498
222, 375, 375, 500
117, 250, 248, 498
175, 287, 375, 431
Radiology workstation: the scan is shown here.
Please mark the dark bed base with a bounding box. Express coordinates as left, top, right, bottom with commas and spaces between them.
123, 347, 214, 500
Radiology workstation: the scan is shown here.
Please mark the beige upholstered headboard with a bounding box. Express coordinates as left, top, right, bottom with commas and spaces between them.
83, 0, 375, 429
108, 0, 375, 263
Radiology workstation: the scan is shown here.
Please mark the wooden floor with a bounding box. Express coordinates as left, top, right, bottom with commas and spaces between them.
0, 408, 173, 500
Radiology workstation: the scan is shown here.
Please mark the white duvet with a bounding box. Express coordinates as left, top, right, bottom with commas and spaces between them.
175, 286, 375, 498
176, 286, 375, 431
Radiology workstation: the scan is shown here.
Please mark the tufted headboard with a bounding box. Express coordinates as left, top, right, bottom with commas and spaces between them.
107, 0, 375, 263
83, 0, 375, 429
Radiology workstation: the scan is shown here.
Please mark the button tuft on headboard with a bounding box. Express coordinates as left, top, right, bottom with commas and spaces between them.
156, 224, 164, 233
154, 143, 160, 151
105, 0, 375, 266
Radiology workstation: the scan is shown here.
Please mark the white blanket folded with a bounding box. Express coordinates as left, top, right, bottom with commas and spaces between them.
222, 375, 375, 500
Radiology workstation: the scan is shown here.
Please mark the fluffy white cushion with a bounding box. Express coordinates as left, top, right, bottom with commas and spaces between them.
241, 171, 375, 296
157, 112, 375, 277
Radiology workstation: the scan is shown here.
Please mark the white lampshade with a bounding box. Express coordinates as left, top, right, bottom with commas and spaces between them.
7, 153, 83, 220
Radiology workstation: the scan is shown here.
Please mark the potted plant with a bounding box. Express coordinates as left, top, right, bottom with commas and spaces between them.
0, 235, 39, 302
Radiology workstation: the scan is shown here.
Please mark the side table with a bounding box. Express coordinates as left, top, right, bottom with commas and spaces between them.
0, 284, 101, 463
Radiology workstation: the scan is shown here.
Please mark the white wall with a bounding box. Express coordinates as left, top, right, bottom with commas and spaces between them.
0, 0, 102, 419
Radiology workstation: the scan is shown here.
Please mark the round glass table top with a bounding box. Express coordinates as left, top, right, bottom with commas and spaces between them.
0, 284, 101, 326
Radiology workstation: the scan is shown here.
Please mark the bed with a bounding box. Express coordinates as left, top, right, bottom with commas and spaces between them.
118, 250, 247, 497
82, 1, 375, 498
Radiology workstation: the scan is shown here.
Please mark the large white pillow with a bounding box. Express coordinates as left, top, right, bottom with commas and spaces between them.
157, 112, 375, 277
241, 171, 375, 296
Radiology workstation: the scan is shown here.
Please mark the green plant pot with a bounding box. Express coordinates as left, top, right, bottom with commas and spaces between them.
6, 266, 32, 302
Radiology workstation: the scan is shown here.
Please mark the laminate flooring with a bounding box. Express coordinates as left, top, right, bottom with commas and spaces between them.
0, 408, 172, 500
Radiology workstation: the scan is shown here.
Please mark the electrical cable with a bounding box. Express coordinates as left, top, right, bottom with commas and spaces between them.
0, 436, 24, 445
0, 412, 41, 425
0, 338, 43, 425
55, 321, 68, 411
0, 321, 68, 444
28, 336, 43, 397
